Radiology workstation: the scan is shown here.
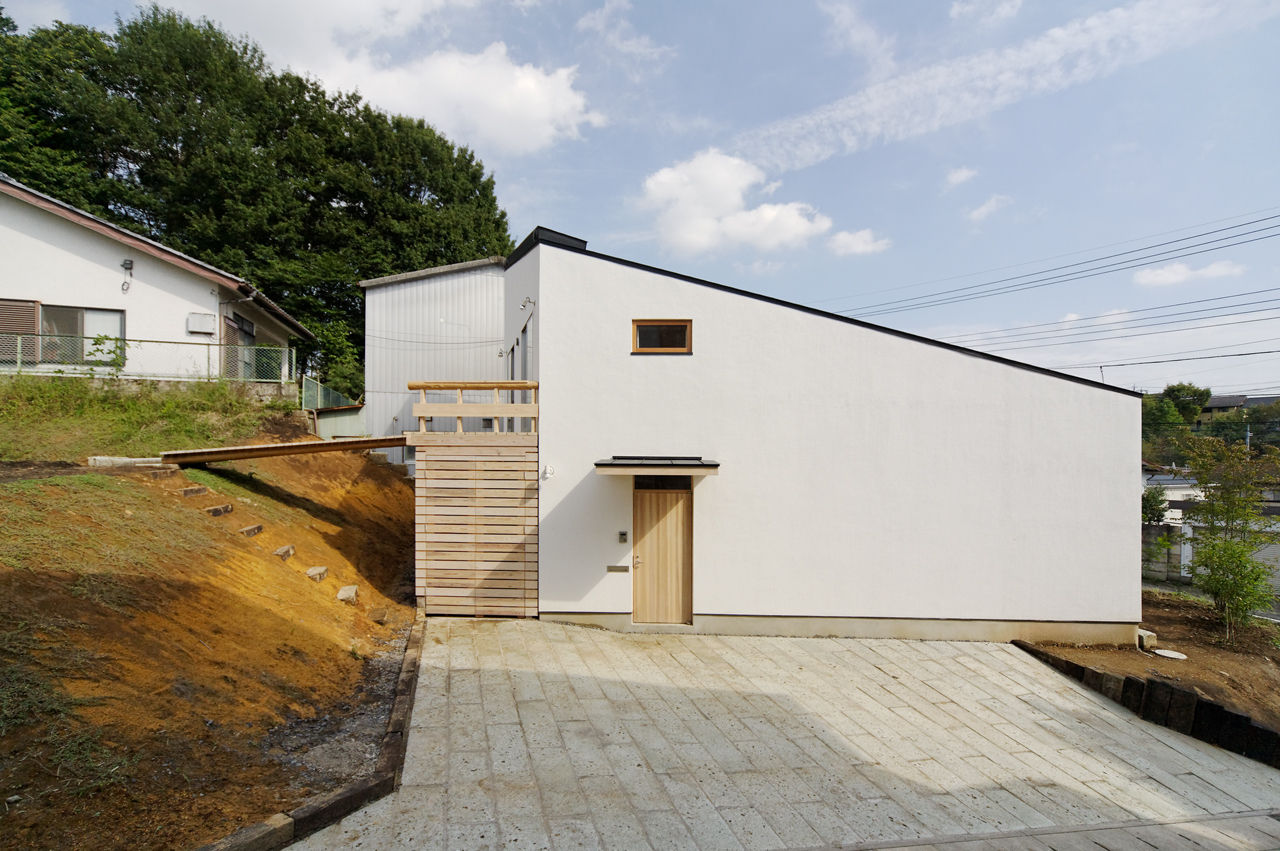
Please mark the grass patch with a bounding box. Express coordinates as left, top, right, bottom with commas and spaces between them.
0, 661, 73, 736
0, 375, 295, 461
41, 725, 134, 796
0, 474, 210, 573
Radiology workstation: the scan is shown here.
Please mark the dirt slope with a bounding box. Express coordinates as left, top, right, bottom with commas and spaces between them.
1035, 590, 1280, 731
0, 421, 414, 850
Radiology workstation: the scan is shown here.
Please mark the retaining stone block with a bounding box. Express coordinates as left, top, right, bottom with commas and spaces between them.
238, 524, 263, 538
180, 485, 208, 498
1141, 679, 1174, 726
1245, 722, 1280, 764
1166, 686, 1199, 734
203, 504, 233, 517
1120, 676, 1146, 715
1095, 671, 1125, 704
1192, 699, 1227, 746
273, 544, 294, 561
1219, 708, 1252, 753
1082, 668, 1105, 694
337, 584, 358, 604
306, 566, 327, 582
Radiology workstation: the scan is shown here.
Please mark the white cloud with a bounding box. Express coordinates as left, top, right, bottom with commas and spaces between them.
326, 44, 605, 157
949, 0, 1023, 23
577, 0, 675, 80
828, 228, 891, 255
945, 166, 978, 189
6, 0, 69, 30
641, 148, 833, 255
818, 1, 897, 80
162, 0, 602, 158
1133, 260, 1247, 286
736, 260, 784, 276
967, 194, 1012, 222
734, 0, 1280, 173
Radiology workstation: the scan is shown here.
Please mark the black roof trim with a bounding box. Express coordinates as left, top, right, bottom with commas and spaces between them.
505, 227, 587, 270
510, 228, 1139, 399
595, 456, 720, 468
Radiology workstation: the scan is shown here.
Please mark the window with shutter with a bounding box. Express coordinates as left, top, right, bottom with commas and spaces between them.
0, 299, 38, 363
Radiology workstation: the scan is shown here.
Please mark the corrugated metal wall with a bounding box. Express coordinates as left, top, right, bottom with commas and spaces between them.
364, 264, 506, 463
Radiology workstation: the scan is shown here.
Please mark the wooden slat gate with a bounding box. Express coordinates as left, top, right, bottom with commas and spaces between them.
406, 382, 538, 617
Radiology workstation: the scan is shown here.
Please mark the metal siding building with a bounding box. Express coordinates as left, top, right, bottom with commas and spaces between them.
362, 258, 506, 464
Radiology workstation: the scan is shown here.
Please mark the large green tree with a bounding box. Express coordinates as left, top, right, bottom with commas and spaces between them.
1178, 433, 1280, 640
1161, 382, 1213, 425
0, 5, 513, 396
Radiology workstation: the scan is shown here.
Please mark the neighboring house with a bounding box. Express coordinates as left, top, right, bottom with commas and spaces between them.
1199, 394, 1247, 423
1143, 467, 1280, 611
367, 227, 1141, 643
0, 174, 312, 384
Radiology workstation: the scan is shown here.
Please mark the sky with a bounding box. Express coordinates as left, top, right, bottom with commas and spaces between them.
14, 0, 1280, 395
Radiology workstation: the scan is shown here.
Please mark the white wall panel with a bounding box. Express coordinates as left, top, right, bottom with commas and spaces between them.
528, 247, 1141, 626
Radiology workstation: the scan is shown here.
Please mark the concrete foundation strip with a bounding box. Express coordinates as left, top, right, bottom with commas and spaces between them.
1011, 639, 1280, 770
193, 611, 427, 851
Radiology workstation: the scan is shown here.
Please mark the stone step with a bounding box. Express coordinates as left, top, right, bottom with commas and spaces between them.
203, 503, 233, 517
180, 485, 208, 498
306, 566, 328, 582
238, 524, 263, 538
274, 544, 295, 561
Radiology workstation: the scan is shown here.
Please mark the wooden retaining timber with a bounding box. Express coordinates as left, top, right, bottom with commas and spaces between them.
160, 435, 407, 466
406, 381, 538, 617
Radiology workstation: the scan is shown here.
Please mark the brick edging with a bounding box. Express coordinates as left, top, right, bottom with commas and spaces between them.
1011, 640, 1280, 769
193, 612, 428, 851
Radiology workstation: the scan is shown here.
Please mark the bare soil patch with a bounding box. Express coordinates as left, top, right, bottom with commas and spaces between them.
0, 419, 415, 850
1035, 589, 1280, 731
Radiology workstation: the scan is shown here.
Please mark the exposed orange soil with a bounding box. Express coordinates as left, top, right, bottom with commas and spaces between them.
0, 420, 415, 850
1035, 590, 1280, 731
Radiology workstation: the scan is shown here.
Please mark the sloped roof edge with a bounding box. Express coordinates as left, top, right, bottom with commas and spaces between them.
510, 226, 1140, 399
0, 173, 314, 340
359, 256, 506, 289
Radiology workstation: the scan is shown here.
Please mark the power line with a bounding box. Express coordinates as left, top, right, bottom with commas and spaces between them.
944, 286, 1280, 345
848, 227, 1280, 318
1047, 335, 1280, 369
1057, 348, 1280, 369
964, 300, 1280, 349
988, 313, 1280, 353
811, 203, 1280, 308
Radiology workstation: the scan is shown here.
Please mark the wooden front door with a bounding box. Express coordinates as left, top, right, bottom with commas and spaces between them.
633, 487, 693, 624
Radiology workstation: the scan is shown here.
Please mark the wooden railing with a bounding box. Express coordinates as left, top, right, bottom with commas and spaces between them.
407, 380, 538, 434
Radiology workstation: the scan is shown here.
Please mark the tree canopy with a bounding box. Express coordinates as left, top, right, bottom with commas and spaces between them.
1160, 382, 1212, 425
0, 5, 513, 395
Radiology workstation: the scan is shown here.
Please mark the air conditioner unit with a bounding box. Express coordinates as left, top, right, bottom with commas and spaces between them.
187, 312, 217, 335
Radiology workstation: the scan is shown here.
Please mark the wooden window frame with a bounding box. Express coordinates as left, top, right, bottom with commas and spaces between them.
632, 319, 692, 355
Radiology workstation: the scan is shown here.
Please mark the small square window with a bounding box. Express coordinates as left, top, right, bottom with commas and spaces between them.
632, 319, 691, 354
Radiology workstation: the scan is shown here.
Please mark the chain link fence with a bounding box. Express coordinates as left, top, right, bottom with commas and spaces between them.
0, 334, 297, 383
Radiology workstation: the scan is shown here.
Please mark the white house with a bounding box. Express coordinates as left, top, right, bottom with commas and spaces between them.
0, 174, 312, 384
370, 227, 1141, 643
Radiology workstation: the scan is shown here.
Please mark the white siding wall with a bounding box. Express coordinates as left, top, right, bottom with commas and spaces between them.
364, 263, 506, 463
1, 193, 294, 377
527, 248, 1140, 625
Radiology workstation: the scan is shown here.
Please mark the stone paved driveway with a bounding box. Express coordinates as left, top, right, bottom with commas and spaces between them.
295, 618, 1280, 849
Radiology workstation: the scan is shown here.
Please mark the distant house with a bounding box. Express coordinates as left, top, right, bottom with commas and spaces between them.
1199, 394, 1247, 422
0, 174, 312, 385
366, 227, 1142, 644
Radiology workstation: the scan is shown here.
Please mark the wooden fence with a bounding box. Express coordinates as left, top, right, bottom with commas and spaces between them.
406, 381, 538, 617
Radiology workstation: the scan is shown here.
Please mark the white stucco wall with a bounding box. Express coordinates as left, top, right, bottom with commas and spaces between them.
523, 246, 1141, 625
1, 192, 292, 378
